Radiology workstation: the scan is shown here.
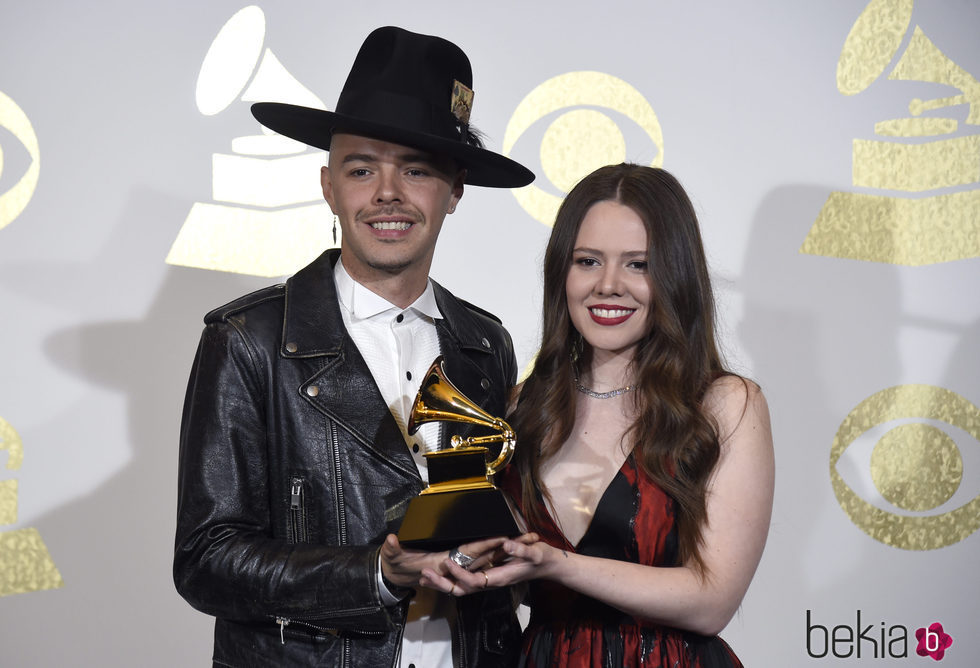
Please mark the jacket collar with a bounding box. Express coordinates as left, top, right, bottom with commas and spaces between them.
280, 249, 347, 358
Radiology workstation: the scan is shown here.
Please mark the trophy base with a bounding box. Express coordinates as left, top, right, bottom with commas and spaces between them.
397, 487, 524, 551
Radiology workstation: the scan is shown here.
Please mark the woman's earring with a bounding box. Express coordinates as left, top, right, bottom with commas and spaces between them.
570, 331, 583, 363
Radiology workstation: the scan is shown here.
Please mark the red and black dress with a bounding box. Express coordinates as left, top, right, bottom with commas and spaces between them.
502, 454, 743, 668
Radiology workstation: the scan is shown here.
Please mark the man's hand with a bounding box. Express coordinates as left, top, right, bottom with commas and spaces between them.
379, 534, 451, 589
380, 534, 530, 589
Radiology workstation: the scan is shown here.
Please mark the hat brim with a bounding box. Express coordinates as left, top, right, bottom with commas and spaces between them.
252, 102, 534, 188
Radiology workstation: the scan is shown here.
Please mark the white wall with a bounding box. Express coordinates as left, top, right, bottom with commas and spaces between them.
1, 1, 977, 664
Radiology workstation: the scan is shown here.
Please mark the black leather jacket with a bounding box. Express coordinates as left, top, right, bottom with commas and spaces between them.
174, 250, 521, 667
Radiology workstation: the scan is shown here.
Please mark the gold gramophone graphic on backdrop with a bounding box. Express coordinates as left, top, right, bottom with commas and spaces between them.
0, 416, 63, 598
397, 357, 524, 550
802, 0, 979, 266
166, 5, 335, 277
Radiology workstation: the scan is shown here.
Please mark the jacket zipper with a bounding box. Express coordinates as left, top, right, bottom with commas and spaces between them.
328, 420, 352, 667
271, 616, 386, 652
329, 420, 348, 545
455, 603, 467, 668
288, 477, 307, 543
449, 594, 468, 668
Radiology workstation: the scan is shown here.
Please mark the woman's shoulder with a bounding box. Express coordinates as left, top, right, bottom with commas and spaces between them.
702, 374, 770, 445
704, 373, 763, 405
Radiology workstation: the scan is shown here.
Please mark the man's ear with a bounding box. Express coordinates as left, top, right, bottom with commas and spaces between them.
447, 169, 466, 214
321, 165, 335, 211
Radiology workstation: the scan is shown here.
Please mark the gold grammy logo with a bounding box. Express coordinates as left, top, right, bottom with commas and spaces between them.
503, 72, 663, 227
802, 0, 979, 266
166, 5, 336, 277
0, 90, 40, 232
0, 416, 63, 597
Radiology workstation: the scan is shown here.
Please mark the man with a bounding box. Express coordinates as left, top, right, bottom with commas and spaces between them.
173, 27, 534, 667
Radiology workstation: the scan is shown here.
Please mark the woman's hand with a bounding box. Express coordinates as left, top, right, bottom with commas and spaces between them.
380, 533, 524, 588
419, 533, 548, 596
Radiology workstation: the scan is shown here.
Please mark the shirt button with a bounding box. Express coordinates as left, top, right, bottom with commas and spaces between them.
481, 337, 490, 348
406, 371, 412, 381
481, 378, 490, 390
412, 443, 420, 453
306, 385, 319, 397
285, 342, 298, 353
396, 313, 404, 323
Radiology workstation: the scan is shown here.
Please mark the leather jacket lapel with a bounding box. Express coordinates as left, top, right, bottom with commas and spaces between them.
281, 250, 420, 480
301, 341, 420, 480
432, 280, 499, 410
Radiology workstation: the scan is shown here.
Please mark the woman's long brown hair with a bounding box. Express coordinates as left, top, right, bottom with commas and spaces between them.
509, 164, 730, 577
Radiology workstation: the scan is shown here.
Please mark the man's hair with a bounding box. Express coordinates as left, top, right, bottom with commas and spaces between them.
463, 124, 486, 149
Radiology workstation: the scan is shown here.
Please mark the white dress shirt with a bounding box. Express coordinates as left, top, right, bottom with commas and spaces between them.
333, 259, 454, 668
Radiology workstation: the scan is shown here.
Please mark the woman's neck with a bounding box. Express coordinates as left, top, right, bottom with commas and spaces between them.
580, 347, 636, 393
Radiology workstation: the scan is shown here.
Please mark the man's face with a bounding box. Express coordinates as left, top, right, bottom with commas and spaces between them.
321, 133, 465, 285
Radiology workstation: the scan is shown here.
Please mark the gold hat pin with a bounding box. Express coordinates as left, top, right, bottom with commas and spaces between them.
451, 80, 474, 125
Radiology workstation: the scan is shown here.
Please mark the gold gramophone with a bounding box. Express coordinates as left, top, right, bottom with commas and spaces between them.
397, 357, 524, 550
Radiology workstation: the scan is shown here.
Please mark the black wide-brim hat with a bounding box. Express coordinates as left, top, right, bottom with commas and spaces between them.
251, 26, 534, 188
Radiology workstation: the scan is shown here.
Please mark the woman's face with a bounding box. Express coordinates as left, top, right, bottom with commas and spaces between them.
565, 200, 653, 359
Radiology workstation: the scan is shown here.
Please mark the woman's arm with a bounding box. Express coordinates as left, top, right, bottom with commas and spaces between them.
422, 376, 774, 636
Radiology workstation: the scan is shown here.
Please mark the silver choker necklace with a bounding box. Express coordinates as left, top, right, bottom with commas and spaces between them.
575, 381, 635, 399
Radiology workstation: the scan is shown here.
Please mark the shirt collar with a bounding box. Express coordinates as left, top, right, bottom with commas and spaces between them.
334, 255, 443, 321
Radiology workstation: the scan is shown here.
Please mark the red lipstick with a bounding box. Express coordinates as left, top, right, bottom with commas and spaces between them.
588, 305, 635, 326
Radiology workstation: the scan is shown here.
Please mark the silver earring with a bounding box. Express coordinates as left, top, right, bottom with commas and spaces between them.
332, 215, 338, 244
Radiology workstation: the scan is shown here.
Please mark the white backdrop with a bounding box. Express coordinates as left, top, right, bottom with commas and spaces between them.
1, 1, 978, 665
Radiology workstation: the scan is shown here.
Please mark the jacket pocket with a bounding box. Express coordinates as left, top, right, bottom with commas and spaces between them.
287, 476, 309, 543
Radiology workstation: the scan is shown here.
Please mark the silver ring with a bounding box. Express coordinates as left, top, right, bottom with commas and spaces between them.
448, 547, 476, 570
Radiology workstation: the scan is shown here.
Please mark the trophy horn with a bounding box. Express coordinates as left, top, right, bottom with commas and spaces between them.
408, 357, 515, 476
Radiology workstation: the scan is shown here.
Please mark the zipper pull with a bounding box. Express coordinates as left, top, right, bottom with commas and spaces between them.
276, 617, 290, 644
290, 481, 301, 510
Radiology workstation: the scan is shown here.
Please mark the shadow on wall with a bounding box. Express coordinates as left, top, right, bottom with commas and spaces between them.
732, 182, 979, 662
0, 186, 272, 666
730, 183, 901, 659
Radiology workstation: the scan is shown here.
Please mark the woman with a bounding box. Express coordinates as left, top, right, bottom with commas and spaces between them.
422, 164, 774, 667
